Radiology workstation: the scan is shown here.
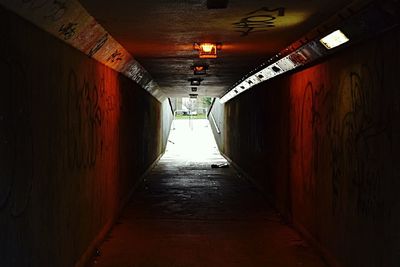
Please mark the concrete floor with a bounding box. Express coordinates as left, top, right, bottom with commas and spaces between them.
89, 119, 328, 267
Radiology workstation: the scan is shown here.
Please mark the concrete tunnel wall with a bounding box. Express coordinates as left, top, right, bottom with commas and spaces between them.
0, 6, 173, 267
210, 26, 400, 267
208, 99, 225, 153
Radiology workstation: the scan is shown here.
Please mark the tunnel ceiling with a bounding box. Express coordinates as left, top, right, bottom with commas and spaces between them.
79, 0, 353, 98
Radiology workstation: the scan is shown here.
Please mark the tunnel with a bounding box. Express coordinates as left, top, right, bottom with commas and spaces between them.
1, 0, 400, 266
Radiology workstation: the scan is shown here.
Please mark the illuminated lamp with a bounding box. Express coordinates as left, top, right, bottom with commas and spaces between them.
188, 78, 203, 86
193, 42, 222, 59
191, 64, 209, 75
320, 30, 349, 49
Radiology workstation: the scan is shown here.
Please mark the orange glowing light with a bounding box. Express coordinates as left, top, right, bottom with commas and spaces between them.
201, 43, 214, 53
195, 66, 205, 71
193, 42, 222, 59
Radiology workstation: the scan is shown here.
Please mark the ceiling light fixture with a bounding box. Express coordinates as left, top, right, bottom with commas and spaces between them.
188, 78, 203, 86
195, 66, 204, 71
191, 64, 209, 75
219, 41, 322, 103
193, 42, 222, 59
320, 30, 349, 49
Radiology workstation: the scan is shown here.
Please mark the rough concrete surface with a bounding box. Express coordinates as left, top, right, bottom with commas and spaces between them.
0, 7, 171, 267
288, 27, 400, 267
80, 0, 352, 97
213, 26, 400, 267
89, 120, 327, 267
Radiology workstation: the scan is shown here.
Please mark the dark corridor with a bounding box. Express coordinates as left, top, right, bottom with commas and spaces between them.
88, 119, 326, 267
1, 1, 400, 267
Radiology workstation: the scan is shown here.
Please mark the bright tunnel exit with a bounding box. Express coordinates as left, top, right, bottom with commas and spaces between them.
165, 97, 226, 164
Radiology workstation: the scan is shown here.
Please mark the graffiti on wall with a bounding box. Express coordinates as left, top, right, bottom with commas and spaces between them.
0, 0, 163, 100
66, 70, 105, 170
327, 67, 389, 219
296, 81, 323, 199
107, 49, 123, 63
233, 7, 285, 36
290, 41, 399, 222
58, 22, 78, 40
88, 33, 109, 58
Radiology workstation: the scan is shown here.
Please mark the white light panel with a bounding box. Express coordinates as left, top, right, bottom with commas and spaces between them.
320, 30, 349, 49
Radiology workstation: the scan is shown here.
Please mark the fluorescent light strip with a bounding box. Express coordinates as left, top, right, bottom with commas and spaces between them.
219, 35, 339, 104
320, 30, 349, 49
219, 54, 300, 103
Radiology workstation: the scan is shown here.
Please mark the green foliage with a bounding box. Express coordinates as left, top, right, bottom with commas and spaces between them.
201, 97, 213, 107
175, 114, 207, 120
